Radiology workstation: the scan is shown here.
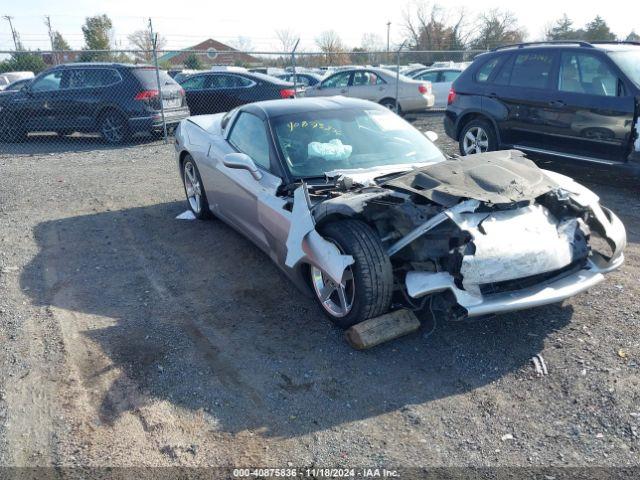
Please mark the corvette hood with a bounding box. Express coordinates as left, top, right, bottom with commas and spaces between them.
381, 150, 558, 207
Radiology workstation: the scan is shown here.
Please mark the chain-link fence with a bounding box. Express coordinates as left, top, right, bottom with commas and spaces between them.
0, 47, 486, 155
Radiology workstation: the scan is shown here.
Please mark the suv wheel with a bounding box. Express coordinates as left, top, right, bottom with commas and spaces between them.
459, 119, 497, 156
99, 110, 129, 144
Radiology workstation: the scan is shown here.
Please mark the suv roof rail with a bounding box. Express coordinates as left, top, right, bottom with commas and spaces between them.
491, 40, 594, 51
590, 40, 640, 46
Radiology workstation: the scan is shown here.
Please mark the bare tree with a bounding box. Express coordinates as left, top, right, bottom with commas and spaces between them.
360, 32, 385, 63
402, 2, 470, 63
230, 36, 254, 52
315, 30, 350, 65
469, 9, 526, 50
128, 29, 167, 63
275, 28, 298, 53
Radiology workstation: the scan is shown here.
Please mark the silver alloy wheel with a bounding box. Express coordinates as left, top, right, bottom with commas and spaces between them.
183, 162, 202, 214
310, 264, 355, 318
100, 113, 125, 143
462, 126, 489, 155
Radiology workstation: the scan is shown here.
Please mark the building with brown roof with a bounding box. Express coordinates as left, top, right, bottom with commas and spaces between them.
158, 38, 262, 67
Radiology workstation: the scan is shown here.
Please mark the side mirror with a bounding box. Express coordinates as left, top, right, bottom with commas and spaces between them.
223, 152, 263, 180
424, 130, 438, 142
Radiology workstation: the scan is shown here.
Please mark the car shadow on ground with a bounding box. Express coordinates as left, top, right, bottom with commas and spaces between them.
1, 132, 166, 155
21, 201, 576, 438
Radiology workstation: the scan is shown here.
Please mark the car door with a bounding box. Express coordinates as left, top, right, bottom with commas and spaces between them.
414, 70, 442, 106
349, 70, 388, 102
61, 68, 116, 130
180, 74, 208, 115
205, 74, 246, 113
489, 50, 559, 148
19, 69, 66, 132
543, 50, 635, 162
208, 111, 280, 250
309, 71, 352, 97
434, 70, 461, 108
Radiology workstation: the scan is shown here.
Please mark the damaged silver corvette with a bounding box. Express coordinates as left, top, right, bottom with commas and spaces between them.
174, 97, 626, 328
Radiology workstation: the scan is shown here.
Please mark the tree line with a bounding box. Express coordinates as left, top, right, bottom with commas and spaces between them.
1, 7, 638, 74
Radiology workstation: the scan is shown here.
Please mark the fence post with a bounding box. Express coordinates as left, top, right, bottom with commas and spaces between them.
291, 38, 300, 94
149, 17, 168, 144
395, 41, 406, 115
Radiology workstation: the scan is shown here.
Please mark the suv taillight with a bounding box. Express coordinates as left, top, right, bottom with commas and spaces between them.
134, 89, 159, 100
447, 87, 456, 105
280, 88, 296, 98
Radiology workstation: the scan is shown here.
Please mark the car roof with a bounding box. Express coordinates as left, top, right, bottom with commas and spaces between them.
243, 96, 384, 118
53, 62, 155, 69
490, 41, 640, 53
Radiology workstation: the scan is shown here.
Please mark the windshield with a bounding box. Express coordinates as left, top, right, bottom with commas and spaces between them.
271, 108, 445, 178
609, 50, 640, 87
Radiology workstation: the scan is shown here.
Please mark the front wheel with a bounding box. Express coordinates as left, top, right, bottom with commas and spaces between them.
459, 119, 497, 156
311, 220, 393, 329
182, 155, 212, 220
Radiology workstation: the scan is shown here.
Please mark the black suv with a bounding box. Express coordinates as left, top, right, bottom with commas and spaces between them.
0, 63, 190, 144
444, 42, 640, 171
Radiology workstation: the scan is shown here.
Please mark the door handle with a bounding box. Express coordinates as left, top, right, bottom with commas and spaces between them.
549, 100, 566, 107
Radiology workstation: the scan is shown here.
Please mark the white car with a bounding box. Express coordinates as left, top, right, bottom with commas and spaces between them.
0, 71, 34, 91
411, 68, 464, 108
305, 67, 434, 113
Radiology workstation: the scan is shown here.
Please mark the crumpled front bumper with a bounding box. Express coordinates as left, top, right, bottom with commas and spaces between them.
405, 206, 626, 318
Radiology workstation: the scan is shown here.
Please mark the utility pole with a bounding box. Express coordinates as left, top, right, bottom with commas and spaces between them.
44, 15, 57, 65
386, 21, 391, 63
3, 15, 20, 50
149, 17, 168, 143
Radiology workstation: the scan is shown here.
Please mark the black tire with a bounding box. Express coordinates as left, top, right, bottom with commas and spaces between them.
312, 220, 393, 329
458, 118, 497, 156
98, 110, 129, 144
181, 155, 212, 220
379, 98, 402, 114
0, 113, 26, 143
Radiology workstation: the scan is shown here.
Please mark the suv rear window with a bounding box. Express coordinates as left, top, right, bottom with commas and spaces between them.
131, 67, 177, 88
495, 52, 554, 89
475, 58, 500, 83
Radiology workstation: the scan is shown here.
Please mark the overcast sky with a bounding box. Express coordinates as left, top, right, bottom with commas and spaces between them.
1, 0, 637, 52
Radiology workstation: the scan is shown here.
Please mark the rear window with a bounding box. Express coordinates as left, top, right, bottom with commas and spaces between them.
131, 67, 177, 88
474, 57, 500, 83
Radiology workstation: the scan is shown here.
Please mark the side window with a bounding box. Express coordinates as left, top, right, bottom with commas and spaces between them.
207, 75, 235, 88
352, 71, 385, 86
416, 71, 439, 82
235, 76, 253, 87
322, 72, 350, 88
508, 52, 554, 89
69, 69, 121, 88
228, 112, 270, 170
442, 70, 461, 82
181, 75, 206, 90
295, 75, 310, 86
475, 57, 500, 83
559, 53, 618, 96
31, 71, 63, 92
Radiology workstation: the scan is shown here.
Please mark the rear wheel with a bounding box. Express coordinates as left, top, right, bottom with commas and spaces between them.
311, 220, 393, 329
379, 98, 401, 114
99, 110, 129, 144
182, 155, 212, 220
459, 119, 497, 155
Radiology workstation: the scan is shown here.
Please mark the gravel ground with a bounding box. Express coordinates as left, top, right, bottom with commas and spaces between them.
0, 113, 639, 474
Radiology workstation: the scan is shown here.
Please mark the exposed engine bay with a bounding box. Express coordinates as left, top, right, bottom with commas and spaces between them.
284, 150, 626, 319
